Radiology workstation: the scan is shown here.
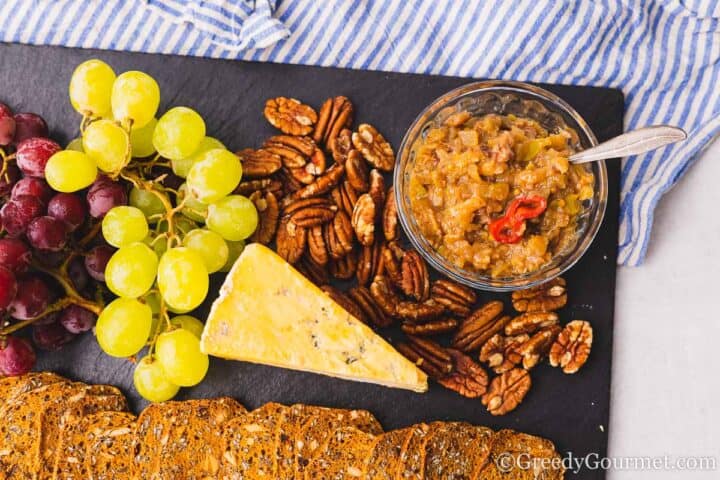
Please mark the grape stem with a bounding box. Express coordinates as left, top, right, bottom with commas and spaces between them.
78, 221, 102, 247
0, 298, 76, 336
147, 293, 171, 358
31, 258, 103, 315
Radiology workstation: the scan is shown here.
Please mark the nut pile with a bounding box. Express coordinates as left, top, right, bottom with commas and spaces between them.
240, 96, 594, 416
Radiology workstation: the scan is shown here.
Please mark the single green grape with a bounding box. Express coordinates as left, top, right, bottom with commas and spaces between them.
45, 150, 98, 193
206, 195, 258, 241
129, 117, 157, 158
134, 355, 180, 402
152, 107, 206, 161
129, 187, 166, 223
111, 71, 160, 129
96, 297, 152, 357
105, 242, 158, 298
155, 329, 209, 387
182, 229, 228, 273
66, 137, 84, 152
169, 315, 204, 339
157, 247, 208, 313
171, 136, 225, 178
177, 183, 208, 223
83, 119, 130, 173
186, 149, 242, 203
102, 206, 149, 248
69, 59, 116, 117
220, 240, 245, 272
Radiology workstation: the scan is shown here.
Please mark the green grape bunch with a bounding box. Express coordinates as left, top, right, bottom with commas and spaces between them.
61, 59, 259, 402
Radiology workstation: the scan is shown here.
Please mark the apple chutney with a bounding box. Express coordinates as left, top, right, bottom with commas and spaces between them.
407, 112, 594, 278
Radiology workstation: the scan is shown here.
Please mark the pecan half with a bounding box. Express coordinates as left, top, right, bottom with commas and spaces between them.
395, 300, 445, 323
248, 190, 279, 245
286, 166, 315, 185
383, 186, 399, 241
479, 333, 529, 374
430, 279, 477, 318
368, 274, 401, 317
276, 216, 305, 264
329, 249, 358, 280
308, 225, 329, 266
517, 325, 561, 370
321, 285, 365, 323
504, 312, 559, 336
438, 349, 489, 398
287, 202, 337, 228
265, 135, 316, 156
352, 124, 395, 171
289, 163, 345, 202
356, 240, 382, 287
331, 128, 353, 164
330, 180, 359, 217
296, 256, 329, 285
235, 178, 283, 197
345, 150, 369, 192
379, 242, 403, 286
368, 169, 385, 212
314, 96, 353, 149
549, 320, 593, 374
347, 286, 391, 328
264, 97, 317, 136
452, 301, 507, 352
236, 148, 282, 178
401, 318, 458, 336
481, 368, 532, 416
396, 337, 453, 378
324, 211, 354, 260
265, 144, 307, 168
351, 193, 376, 246
512, 277, 567, 313
400, 251, 430, 302
284, 197, 333, 216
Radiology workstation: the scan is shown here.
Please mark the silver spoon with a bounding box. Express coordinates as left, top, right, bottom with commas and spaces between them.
569, 125, 687, 164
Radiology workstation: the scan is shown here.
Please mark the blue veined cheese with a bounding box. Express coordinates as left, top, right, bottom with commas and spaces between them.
200, 244, 428, 393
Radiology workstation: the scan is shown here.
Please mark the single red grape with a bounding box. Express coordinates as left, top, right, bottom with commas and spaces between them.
15, 137, 61, 178
9, 275, 51, 320
86, 178, 127, 218
0, 103, 15, 146
32, 321, 75, 351
0, 265, 18, 311
47, 193, 86, 232
60, 305, 97, 334
26, 216, 68, 252
84, 244, 114, 282
12, 113, 48, 145
1, 195, 45, 237
67, 256, 89, 291
0, 337, 36, 376
11, 177, 53, 204
0, 164, 20, 196
0, 238, 31, 273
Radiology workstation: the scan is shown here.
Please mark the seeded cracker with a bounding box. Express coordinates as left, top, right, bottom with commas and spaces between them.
395, 423, 430, 480
295, 407, 383, 478
134, 397, 246, 478
39, 385, 129, 480
422, 422, 493, 480
275, 404, 327, 479
364, 427, 414, 480
305, 427, 377, 480
219, 402, 287, 478
477, 429, 565, 479
0, 371, 66, 405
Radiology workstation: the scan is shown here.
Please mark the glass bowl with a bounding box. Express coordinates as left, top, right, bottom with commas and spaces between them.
393, 80, 608, 292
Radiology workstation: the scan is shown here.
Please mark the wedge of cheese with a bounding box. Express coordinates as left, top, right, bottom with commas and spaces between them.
201, 243, 428, 393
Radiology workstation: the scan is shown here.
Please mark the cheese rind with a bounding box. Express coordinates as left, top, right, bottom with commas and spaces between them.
201, 243, 428, 393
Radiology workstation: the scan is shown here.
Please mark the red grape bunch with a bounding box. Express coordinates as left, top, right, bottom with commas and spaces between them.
0, 103, 125, 377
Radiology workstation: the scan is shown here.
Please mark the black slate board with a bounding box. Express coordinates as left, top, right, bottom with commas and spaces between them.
1, 43, 622, 479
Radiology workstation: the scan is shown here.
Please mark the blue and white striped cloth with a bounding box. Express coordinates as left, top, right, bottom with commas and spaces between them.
2, 0, 719, 266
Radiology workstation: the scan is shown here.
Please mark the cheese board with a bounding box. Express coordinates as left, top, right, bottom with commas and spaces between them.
1, 42, 622, 479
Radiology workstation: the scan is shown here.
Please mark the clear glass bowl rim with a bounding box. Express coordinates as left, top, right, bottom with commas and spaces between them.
393, 80, 608, 292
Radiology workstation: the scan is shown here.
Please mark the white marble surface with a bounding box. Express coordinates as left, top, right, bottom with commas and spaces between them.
608, 138, 720, 478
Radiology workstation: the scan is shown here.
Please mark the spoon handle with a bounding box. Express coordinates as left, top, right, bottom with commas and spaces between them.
569, 125, 687, 164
